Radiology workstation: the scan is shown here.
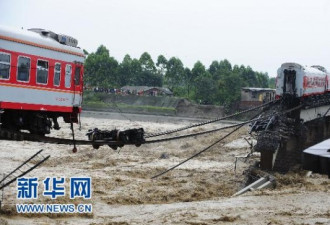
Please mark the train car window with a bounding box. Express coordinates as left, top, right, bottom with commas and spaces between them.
17, 56, 30, 82
0, 52, 10, 79
74, 66, 81, 85
54, 63, 61, 86
36, 60, 49, 84
65, 64, 72, 88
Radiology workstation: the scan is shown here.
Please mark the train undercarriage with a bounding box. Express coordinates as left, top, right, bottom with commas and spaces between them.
0, 109, 79, 135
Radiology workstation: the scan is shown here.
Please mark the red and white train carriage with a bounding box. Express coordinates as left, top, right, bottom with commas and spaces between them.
0, 25, 85, 135
276, 62, 330, 101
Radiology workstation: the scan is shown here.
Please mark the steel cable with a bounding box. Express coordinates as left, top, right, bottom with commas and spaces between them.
151, 104, 303, 179
145, 100, 278, 138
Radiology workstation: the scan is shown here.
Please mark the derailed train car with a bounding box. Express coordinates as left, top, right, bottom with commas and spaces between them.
0, 26, 85, 135
276, 62, 330, 101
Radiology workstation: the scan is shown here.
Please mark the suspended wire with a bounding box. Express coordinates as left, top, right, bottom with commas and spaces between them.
151, 123, 246, 179
145, 100, 278, 138
146, 103, 302, 144
151, 104, 303, 179
146, 120, 255, 144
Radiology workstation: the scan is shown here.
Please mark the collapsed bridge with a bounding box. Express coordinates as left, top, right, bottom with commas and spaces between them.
253, 102, 330, 172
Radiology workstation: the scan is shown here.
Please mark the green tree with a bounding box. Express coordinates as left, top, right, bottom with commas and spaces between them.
256, 72, 269, 88
130, 58, 143, 85
134, 71, 163, 86
139, 52, 156, 73
156, 55, 168, 76
269, 77, 276, 89
218, 59, 232, 74
84, 45, 119, 87
208, 59, 232, 81
218, 71, 242, 105
194, 74, 217, 104
240, 66, 257, 87
165, 57, 185, 90
118, 54, 134, 86
192, 61, 206, 79
191, 61, 211, 102
208, 61, 220, 77
184, 68, 193, 98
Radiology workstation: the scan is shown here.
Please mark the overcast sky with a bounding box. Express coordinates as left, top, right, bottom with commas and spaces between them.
1, 0, 330, 76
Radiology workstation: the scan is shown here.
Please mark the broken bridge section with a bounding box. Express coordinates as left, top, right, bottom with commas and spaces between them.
254, 103, 330, 172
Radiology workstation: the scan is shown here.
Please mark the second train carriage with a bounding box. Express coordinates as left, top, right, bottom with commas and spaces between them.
276, 62, 330, 100
0, 25, 85, 135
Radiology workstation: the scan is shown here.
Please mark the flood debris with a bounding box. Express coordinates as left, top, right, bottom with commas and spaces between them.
233, 174, 275, 197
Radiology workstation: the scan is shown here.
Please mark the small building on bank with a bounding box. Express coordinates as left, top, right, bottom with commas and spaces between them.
240, 87, 276, 109
121, 86, 173, 96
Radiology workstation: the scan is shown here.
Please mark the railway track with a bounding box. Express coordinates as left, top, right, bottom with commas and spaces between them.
0, 100, 279, 150
0, 100, 308, 150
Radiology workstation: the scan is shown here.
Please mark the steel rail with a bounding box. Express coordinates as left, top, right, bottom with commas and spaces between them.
0, 103, 302, 148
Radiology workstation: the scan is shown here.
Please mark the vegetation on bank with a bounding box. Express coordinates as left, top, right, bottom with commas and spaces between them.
83, 45, 276, 107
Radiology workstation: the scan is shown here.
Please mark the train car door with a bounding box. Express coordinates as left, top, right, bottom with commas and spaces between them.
283, 69, 296, 95
73, 63, 83, 106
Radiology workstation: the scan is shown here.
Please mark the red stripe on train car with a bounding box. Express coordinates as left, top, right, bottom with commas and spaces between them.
0, 102, 81, 113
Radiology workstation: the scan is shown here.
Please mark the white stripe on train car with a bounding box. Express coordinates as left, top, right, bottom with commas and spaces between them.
0, 39, 84, 63
0, 85, 81, 107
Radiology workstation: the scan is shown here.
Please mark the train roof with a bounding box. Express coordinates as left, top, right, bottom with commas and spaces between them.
303, 66, 326, 75
0, 25, 84, 57
279, 62, 327, 75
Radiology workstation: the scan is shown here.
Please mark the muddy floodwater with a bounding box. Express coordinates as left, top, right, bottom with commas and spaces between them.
0, 111, 330, 225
